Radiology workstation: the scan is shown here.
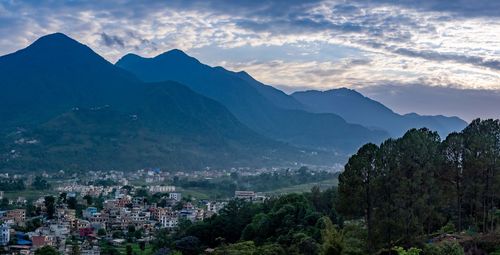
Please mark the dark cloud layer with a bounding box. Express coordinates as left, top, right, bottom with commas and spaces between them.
100, 32, 125, 48
364, 0, 500, 17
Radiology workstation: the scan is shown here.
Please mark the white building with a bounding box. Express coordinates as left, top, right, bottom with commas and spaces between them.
160, 216, 178, 229
169, 193, 182, 202
206, 202, 227, 214
149, 185, 175, 193
0, 223, 10, 246
235, 191, 256, 200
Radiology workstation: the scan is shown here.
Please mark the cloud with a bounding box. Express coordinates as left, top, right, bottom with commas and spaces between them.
363, 0, 500, 18
0, 0, 499, 119
393, 47, 500, 71
100, 32, 125, 48
359, 83, 500, 122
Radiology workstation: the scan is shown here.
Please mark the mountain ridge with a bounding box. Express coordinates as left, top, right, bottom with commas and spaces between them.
291, 88, 467, 137
0, 33, 321, 171
117, 50, 388, 152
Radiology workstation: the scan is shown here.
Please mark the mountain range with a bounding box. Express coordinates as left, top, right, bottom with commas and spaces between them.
291, 88, 466, 137
116, 51, 387, 151
0, 33, 467, 172
0, 33, 320, 171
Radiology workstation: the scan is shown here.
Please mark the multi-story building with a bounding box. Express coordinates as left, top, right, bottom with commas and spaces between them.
160, 215, 178, 229
148, 185, 175, 193
5, 209, 26, 225
0, 223, 10, 246
169, 193, 182, 202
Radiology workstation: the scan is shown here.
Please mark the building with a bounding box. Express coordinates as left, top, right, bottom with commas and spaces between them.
169, 193, 182, 202
0, 223, 10, 246
234, 191, 256, 201
148, 185, 175, 193
31, 235, 52, 249
160, 215, 178, 229
5, 209, 26, 225
83, 207, 98, 219
206, 201, 226, 214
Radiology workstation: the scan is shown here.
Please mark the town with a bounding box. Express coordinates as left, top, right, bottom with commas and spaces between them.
0, 167, 339, 254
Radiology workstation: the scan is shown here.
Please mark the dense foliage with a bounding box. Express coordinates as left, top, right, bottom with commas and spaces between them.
338, 119, 500, 252
0, 178, 25, 191
154, 188, 351, 255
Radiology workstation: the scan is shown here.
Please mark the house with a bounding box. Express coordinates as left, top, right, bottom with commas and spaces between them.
83, 207, 98, 219
31, 235, 52, 249
149, 185, 175, 193
234, 191, 256, 201
5, 209, 26, 225
206, 201, 226, 214
169, 192, 182, 202
0, 223, 10, 246
79, 228, 94, 237
160, 215, 178, 229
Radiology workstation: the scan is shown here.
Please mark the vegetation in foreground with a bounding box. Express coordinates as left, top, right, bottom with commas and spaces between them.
149, 119, 500, 255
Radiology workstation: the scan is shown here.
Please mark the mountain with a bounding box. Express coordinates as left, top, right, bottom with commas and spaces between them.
291, 88, 467, 137
233, 70, 305, 110
116, 51, 387, 152
0, 33, 318, 171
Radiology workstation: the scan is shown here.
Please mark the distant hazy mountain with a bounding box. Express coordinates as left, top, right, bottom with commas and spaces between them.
291, 88, 467, 137
116, 51, 387, 152
0, 33, 317, 171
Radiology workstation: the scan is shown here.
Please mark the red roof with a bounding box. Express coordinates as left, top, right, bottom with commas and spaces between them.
31, 236, 48, 247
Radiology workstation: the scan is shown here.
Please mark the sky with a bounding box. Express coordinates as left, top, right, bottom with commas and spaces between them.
1, 0, 499, 121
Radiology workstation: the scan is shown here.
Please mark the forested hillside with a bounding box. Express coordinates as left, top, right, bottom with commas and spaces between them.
152, 119, 500, 255
338, 118, 500, 253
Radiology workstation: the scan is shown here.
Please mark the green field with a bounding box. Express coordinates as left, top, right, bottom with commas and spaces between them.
264, 178, 338, 195
3, 189, 57, 200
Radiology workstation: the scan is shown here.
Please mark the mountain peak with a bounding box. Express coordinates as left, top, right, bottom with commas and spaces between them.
325, 87, 363, 97
3, 32, 116, 68
157, 49, 193, 60
28, 32, 81, 49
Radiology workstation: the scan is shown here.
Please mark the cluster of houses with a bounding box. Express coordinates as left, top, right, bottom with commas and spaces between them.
0, 185, 260, 254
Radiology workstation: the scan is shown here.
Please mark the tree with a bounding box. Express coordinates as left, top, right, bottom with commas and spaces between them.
175, 236, 201, 255
136, 188, 149, 198
100, 241, 120, 255
139, 241, 146, 252
337, 143, 378, 253
70, 241, 80, 255
1, 197, 9, 209
83, 195, 93, 206
126, 244, 133, 255
441, 132, 466, 231
35, 246, 60, 255
58, 192, 67, 204
67, 196, 77, 210
213, 241, 256, 255
461, 119, 500, 232
97, 228, 107, 237
318, 217, 344, 255
32, 176, 51, 190
44, 196, 56, 219
256, 244, 286, 255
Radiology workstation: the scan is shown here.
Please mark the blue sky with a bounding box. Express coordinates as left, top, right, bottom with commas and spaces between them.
1, 0, 499, 121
